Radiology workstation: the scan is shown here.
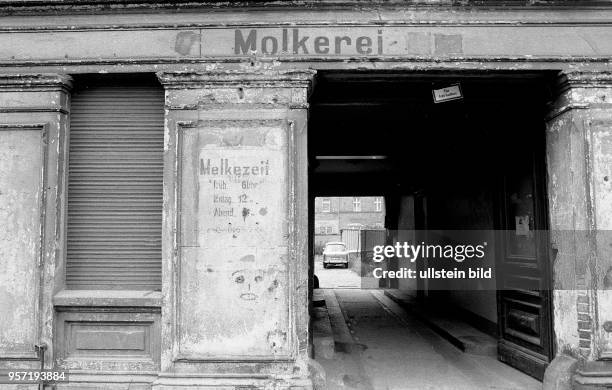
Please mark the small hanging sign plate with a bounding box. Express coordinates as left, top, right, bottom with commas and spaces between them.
432, 84, 463, 103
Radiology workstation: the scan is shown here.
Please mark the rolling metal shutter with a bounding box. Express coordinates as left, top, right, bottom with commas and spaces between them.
66, 77, 164, 290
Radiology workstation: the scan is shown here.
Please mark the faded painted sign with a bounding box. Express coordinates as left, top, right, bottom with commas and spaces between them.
4, 25, 612, 62
232, 28, 384, 56
176, 120, 291, 359
0, 128, 43, 359
180, 26, 612, 58
198, 149, 284, 248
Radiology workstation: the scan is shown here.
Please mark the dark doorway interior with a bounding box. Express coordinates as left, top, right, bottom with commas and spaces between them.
308, 71, 556, 381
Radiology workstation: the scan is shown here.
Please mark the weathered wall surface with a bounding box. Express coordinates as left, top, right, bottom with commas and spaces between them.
546, 71, 612, 387
0, 74, 71, 374
0, 21, 612, 61
154, 69, 314, 389
178, 120, 291, 358
0, 4, 611, 389
1, 8, 612, 74
0, 127, 44, 361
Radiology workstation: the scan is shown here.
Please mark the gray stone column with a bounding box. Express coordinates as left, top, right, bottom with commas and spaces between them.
154, 69, 315, 389
545, 71, 612, 389
0, 74, 72, 371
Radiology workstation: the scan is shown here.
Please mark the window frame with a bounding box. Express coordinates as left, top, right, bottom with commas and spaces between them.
353, 197, 361, 212
375, 197, 383, 212
322, 198, 331, 213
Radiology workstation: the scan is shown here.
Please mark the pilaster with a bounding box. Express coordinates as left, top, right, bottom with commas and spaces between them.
154, 69, 315, 389
545, 70, 612, 389
0, 74, 72, 372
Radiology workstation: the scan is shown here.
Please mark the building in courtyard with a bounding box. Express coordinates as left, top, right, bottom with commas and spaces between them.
314, 196, 385, 248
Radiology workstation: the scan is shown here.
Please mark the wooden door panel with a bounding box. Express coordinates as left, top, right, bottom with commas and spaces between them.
502, 298, 544, 347
498, 341, 549, 381
497, 123, 552, 381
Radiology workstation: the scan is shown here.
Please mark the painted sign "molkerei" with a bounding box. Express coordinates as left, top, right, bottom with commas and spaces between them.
234, 28, 384, 55
7, 25, 612, 61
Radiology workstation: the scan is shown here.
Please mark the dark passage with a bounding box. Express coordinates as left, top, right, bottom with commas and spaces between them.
309, 71, 556, 385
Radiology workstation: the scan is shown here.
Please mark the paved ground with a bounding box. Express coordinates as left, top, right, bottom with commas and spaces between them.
316, 289, 542, 390
315, 255, 361, 289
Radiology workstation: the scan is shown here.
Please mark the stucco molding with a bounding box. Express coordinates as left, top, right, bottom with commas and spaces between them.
559, 71, 612, 90
52, 290, 163, 308
157, 69, 316, 89
547, 71, 612, 120
157, 69, 316, 108
2, 0, 612, 16
0, 73, 73, 92
1, 57, 612, 71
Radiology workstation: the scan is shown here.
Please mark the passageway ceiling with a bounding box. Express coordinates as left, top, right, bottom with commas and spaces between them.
309, 71, 555, 196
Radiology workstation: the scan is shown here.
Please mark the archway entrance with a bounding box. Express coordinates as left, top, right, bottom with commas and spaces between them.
309, 71, 555, 388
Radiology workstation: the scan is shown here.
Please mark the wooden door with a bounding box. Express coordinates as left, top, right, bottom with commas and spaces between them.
496, 123, 553, 380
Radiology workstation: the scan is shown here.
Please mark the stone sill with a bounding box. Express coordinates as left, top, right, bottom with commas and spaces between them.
53, 289, 162, 307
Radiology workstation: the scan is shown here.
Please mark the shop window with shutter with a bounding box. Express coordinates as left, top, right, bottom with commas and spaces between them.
66, 75, 164, 290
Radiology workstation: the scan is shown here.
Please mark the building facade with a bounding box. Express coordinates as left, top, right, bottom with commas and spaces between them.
314, 197, 385, 248
0, 2, 611, 389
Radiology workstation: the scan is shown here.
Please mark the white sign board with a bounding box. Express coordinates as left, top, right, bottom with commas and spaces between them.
432, 84, 463, 103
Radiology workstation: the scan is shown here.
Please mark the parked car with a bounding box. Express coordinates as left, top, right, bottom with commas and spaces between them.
322, 242, 349, 268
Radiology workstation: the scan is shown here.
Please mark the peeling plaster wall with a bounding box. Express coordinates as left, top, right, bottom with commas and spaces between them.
547, 103, 595, 361
0, 128, 43, 358
153, 70, 314, 389
178, 121, 291, 358
592, 122, 612, 359
0, 75, 71, 372
546, 73, 612, 366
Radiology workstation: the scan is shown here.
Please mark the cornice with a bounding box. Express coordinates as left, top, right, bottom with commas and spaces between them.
0, 73, 73, 91
556, 71, 612, 92
156, 69, 317, 90
2, 1, 612, 16
547, 70, 612, 119
6, 20, 612, 33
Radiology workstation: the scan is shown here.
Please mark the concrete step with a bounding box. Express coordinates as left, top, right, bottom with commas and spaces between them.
313, 288, 326, 303
312, 289, 334, 359
320, 289, 355, 347
384, 289, 497, 358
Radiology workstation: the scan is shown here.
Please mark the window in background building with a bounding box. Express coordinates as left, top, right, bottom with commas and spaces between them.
66, 74, 164, 290
322, 198, 331, 212
353, 197, 361, 212
375, 197, 383, 212
320, 226, 326, 234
